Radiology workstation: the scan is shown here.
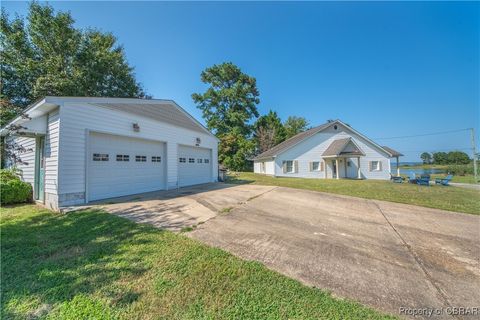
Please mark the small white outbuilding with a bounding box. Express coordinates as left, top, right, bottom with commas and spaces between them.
2, 97, 219, 210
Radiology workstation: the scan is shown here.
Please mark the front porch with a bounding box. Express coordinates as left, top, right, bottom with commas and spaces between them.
324, 156, 363, 179
322, 137, 365, 179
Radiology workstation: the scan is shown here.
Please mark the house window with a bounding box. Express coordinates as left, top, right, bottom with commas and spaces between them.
189, 158, 195, 163
311, 161, 320, 171
152, 156, 161, 162
93, 153, 109, 161
285, 160, 294, 173
370, 161, 381, 171
179, 157, 186, 163
347, 160, 351, 167
204, 159, 210, 163
197, 158, 203, 163
135, 155, 147, 162
116, 154, 129, 161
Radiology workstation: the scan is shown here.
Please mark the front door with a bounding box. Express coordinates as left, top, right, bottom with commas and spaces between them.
35, 137, 45, 202
332, 160, 337, 179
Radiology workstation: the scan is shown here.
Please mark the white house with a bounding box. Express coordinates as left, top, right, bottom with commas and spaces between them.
253, 120, 402, 180
1, 97, 219, 210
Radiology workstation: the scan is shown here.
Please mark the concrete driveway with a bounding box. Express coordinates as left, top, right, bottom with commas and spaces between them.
187, 186, 480, 319
89, 183, 276, 230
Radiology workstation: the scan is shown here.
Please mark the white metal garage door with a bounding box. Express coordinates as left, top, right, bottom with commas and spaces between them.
88, 132, 166, 201
178, 145, 212, 187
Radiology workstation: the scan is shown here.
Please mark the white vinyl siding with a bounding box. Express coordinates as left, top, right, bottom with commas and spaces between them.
58, 102, 218, 205
274, 123, 391, 180
253, 159, 275, 175
5, 136, 36, 185
45, 109, 60, 194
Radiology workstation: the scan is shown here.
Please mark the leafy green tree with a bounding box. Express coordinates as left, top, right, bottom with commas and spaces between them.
219, 129, 255, 171
254, 110, 285, 154
432, 152, 448, 164
284, 116, 309, 139
420, 152, 432, 164
446, 151, 470, 165
192, 62, 260, 170
192, 62, 259, 137
1, 2, 145, 167
1, 2, 145, 122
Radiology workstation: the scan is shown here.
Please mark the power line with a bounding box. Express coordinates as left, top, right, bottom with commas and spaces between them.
374, 128, 470, 140
398, 148, 471, 152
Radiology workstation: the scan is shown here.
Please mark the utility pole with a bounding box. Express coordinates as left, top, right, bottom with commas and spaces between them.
471, 128, 478, 183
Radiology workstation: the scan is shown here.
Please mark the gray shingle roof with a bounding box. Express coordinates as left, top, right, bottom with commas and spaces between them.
253, 122, 332, 160
382, 146, 403, 157
253, 119, 403, 160
322, 137, 365, 157
91, 102, 210, 134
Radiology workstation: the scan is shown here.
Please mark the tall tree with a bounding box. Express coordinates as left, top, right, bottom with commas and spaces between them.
432, 152, 448, 164
1, 2, 145, 121
192, 62, 260, 170
253, 110, 285, 154
446, 151, 470, 164
1, 2, 145, 166
420, 152, 432, 164
284, 116, 309, 139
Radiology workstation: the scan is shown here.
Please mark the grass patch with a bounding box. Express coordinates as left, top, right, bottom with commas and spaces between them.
227, 172, 480, 215
1, 205, 394, 319
220, 206, 234, 214
180, 225, 196, 233
429, 174, 477, 184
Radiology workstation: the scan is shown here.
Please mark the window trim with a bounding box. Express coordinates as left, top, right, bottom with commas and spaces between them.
311, 161, 320, 172
370, 160, 381, 171
135, 155, 147, 162
285, 160, 294, 173
93, 153, 109, 161
116, 154, 129, 162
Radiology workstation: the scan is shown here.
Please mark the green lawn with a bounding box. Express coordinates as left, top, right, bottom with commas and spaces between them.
429, 174, 477, 184
227, 172, 480, 215
1, 205, 394, 320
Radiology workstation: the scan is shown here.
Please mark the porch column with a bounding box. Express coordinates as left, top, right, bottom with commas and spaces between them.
357, 157, 361, 179
335, 158, 339, 180
324, 160, 327, 179
396, 156, 400, 177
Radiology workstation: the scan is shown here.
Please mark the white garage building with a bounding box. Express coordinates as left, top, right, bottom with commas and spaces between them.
2, 97, 219, 210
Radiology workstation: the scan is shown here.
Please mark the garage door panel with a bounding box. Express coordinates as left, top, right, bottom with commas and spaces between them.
89, 132, 166, 201
178, 145, 212, 187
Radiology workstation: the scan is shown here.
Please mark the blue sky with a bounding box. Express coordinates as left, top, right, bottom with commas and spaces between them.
3, 1, 479, 161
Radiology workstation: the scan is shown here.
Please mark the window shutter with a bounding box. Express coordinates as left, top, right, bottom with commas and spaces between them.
282, 161, 287, 173
294, 160, 299, 173
379, 161, 383, 171
369, 161, 372, 172
309, 162, 313, 172
320, 161, 324, 172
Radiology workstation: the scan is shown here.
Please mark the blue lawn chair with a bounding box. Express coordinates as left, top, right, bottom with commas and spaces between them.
435, 175, 453, 186
417, 174, 430, 186
408, 172, 417, 184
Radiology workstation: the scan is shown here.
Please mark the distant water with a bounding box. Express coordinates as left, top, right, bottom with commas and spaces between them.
391, 163, 446, 175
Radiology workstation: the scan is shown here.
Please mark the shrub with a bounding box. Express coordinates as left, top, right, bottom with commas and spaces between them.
1, 179, 32, 205
445, 164, 479, 176
0, 168, 22, 182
